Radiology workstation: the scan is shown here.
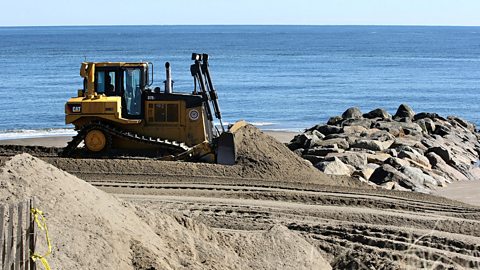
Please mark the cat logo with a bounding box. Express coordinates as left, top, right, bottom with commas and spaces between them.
72, 105, 81, 113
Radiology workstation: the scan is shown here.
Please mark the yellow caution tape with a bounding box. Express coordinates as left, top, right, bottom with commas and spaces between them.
30, 208, 52, 270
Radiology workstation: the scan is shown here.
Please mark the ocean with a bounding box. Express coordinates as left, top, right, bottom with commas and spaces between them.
0, 25, 479, 139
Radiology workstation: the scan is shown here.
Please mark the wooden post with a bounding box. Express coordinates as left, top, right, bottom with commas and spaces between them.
15, 202, 24, 270
4, 205, 14, 270
24, 201, 31, 270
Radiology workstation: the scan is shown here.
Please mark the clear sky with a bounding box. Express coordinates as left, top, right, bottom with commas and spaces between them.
1, 0, 480, 27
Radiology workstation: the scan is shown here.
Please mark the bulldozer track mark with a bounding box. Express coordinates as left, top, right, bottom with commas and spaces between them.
293, 224, 480, 269
138, 196, 480, 269
89, 181, 480, 215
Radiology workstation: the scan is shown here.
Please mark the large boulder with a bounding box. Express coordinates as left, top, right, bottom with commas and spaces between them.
363, 108, 391, 119
327, 115, 343, 126
448, 116, 476, 132
426, 152, 469, 182
369, 164, 409, 185
427, 146, 452, 165
397, 148, 431, 169
401, 166, 440, 188
394, 104, 415, 120
314, 138, 350, 150
326, 151, 368, 169
342, 118, 373, 129
351, 139, 389, 152
315, 157, 353, 176
314, 125, 343, 136
342, 107, 363, 119
305, 146, 344, 156
413, 112, 445, 121
415, 118, 436, 134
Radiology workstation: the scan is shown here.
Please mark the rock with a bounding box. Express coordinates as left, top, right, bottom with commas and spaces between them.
373, 121, 422, 136
314, 138, 350, 150
351, 139, 387, 151
381, 181, 396, 190
327, 116, 343, 126
401, 166, 439, 188
369, 164, 409, 185
292, 148, 304, 157
385, 157, 410, 169
342, 118, 373, 129
367, 153, 392, 164
426, 152, 469, 182
427, 146, 452, 165
433, 124, 451, 136
415, 118, 436, 134
314, 125, 343, 136
355, 163, 380, 180
342, 107, 363, 119
367, 130, 395, 142
326, 152, 368, 169
448, 116, 476, 132
315, 157, 353, 176
305, 146, 344, 156
397, 149, 430, 169
302, 155, 325, 165
394, 104, 415, 120
363, 108, 391, 119
288, 133, 312, 150
392, 137, 421, 148
413, 112, 445, 121
310, 130, 326, 139
386, 148, 398, 157
342, 125, 367, 134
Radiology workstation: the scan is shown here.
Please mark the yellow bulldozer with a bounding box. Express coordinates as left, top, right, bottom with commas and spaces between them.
63, 53, 242, 164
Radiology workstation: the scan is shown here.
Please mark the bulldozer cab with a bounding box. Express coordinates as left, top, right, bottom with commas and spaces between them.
80, 62, 152, 119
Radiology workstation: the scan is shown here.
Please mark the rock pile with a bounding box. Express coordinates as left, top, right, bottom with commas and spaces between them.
288, 104, 480, 192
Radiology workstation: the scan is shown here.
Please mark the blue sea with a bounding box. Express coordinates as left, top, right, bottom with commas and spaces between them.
0, 25, 479, 139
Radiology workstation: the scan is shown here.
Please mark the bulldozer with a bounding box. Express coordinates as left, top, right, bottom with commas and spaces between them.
63, 53, 243, 165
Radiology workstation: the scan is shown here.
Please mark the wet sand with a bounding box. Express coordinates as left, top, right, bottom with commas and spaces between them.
0, 130, 298, 147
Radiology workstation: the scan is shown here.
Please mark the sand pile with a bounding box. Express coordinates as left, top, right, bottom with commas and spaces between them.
233, 124, 359, 186
0, 154, 330, 270
44, 124, 361, 187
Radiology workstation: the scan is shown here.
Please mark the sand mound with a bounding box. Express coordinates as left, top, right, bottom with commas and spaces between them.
42, 125, 361, 188
0, 154, 330, 270
233, 124, 359, 186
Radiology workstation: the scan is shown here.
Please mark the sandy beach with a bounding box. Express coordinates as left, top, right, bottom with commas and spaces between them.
0, 130, 478, 207
1, 125, 479, 269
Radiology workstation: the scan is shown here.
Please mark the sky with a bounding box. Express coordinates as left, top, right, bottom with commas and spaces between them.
1, 0, 480, 27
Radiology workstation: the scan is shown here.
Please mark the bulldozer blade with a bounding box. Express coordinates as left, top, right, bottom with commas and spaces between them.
216, 131, 236, 165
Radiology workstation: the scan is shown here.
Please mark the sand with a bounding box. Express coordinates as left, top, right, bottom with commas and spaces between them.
1, 125, 480, 269
0, 154, 330, 270
0, 131, 297, 147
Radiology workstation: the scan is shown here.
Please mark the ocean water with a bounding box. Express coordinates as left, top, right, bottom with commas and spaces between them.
0, 25, 479, 139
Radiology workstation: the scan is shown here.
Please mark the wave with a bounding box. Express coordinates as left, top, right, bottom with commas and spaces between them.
0, 128, 76, 140
215, 121, 277, 127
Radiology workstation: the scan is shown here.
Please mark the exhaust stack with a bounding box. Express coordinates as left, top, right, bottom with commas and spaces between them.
164, 62, 173, 94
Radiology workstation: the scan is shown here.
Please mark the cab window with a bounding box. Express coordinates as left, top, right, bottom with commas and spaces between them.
123, 68, 142, 116
95, 71, 117, 95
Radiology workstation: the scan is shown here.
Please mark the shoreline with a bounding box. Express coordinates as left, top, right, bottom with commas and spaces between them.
0, 130, 299, 147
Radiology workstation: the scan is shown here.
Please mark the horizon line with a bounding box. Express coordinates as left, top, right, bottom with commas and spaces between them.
1, 23, 480, 28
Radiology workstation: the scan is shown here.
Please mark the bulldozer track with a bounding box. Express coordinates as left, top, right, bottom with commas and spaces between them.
89, 181, 480, 216
127, 193, 480, 269
62, 121, 193, 159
